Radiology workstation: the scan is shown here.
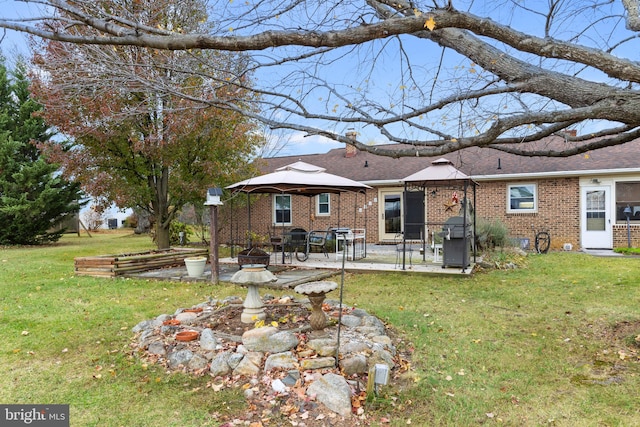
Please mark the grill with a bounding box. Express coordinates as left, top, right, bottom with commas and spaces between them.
441, 216, 473, 268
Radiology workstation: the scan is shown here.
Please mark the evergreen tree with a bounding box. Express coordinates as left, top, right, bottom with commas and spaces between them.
0, 58, 82, 245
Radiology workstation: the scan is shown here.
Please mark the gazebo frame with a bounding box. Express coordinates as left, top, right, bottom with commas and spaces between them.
400, 159, 478, 272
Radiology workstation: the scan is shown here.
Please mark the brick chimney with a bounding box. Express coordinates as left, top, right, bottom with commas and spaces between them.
564, 129, 577, 137
345, 130, 358, 158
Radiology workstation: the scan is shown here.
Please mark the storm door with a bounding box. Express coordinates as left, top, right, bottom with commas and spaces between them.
581, 186, 612, 249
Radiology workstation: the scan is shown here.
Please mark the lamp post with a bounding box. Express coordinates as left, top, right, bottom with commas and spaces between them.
205, 187, 224, 284
624, 205, 632, 248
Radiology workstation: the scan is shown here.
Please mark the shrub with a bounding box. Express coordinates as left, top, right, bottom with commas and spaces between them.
475, 218, 510, 251
169, 221, 192, 246
123, 213, 138, 229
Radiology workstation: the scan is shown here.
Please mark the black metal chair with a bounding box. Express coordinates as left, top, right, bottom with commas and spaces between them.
306, 228, 331, 258
286, 228, 308, 261
269, 234, 285, 263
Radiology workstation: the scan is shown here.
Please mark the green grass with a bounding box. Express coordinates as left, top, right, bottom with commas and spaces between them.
1, 232, 640, 426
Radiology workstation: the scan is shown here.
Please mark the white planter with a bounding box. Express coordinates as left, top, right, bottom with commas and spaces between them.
184, 256, 207, 277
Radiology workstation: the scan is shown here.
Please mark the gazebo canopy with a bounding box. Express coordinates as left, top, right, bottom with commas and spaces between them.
402, 158, 476, 187
227, 161, 371, 195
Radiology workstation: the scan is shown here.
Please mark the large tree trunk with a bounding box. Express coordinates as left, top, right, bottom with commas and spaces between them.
155, 220, 171, 250
151, 165, 172, 249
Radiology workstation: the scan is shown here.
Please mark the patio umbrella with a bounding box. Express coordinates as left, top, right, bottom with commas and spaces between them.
226, 161, 371, 195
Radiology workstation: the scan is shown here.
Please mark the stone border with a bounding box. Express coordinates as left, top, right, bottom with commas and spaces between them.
131, 295, 399, 418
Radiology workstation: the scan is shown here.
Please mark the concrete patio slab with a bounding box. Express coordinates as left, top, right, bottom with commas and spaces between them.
129, 243, 475, 286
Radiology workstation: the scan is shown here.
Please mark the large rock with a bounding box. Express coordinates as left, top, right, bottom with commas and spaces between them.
147, 341, 166, 356
233, 356, 261, 376
188, 354, 209, 370
242, 327, 298, 353
340, 314, 362, 328
306, 373, 352, 417
210, 351, 232, 377
175, 311, 198, 324
168, 349, 194, 368
265, 352, 298, 371
199, 328, 221, 351
300, 357, 335, 370
132, 319, 162, 333
307, 338, 337, 357
340, 354, 368, 376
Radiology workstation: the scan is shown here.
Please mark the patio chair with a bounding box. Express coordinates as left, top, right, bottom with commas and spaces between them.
269, 234, 286, 263
395, 232, 414, 269
306, 228, 331, 258
285, 228, 308, 260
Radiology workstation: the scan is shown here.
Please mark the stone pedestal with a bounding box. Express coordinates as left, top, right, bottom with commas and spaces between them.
242, 284, 266, 323
230, 264, 277, 324
294, 281, 338, 331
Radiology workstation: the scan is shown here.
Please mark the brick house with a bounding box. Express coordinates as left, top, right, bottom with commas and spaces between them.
220, 134, 640, 250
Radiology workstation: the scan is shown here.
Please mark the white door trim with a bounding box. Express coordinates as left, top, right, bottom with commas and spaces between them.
581, 185, 612, 249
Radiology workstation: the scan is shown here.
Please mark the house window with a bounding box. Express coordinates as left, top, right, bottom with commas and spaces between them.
274, 194, 291, 225
508, 184, 537, 212
615, 181, 640, 222
316, 193, 330, 216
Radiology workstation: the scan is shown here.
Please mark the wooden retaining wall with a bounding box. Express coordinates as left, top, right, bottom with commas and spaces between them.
74, 248, 208, 277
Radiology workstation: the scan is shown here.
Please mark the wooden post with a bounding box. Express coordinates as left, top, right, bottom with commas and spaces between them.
211, 204, 220, 285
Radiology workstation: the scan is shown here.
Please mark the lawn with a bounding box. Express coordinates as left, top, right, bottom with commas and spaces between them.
1, 231, 639, 426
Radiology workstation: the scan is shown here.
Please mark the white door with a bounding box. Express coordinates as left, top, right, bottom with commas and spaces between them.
581, 186, 612, 249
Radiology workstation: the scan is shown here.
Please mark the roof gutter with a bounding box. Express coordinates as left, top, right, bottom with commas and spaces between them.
473, 167, 640, 181
362, 167, 640, 186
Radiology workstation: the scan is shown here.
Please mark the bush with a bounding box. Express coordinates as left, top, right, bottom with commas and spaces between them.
475, 218, 510, 251
123, 213, 138, 229
169, 221, 192, 246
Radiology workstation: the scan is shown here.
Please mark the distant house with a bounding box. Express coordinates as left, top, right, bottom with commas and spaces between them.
220, 134, 640, 250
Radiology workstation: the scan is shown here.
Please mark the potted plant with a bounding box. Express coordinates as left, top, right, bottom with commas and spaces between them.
184, 256, 207, 277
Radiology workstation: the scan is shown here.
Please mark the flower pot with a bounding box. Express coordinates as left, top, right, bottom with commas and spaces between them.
175, 330, 199, 341
184, 256, 207, 277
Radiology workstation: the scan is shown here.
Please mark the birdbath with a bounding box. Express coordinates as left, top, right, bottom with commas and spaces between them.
294, 281, 338, 330
230, 264, 277, 323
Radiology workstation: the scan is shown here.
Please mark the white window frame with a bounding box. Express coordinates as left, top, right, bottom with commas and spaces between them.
273, 194, 292, 225
507, 183, 537, 213
316, 193, 330, 216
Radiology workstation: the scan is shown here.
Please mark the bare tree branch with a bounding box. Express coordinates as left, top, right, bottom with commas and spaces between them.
2, 0, 640, 158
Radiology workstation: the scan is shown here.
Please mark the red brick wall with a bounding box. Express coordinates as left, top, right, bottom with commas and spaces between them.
219, 177, 589, 249
473, 178, 580, 250
613, 224, 640, 248
218, 189, 379, 245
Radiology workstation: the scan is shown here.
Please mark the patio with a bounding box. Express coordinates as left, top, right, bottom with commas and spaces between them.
242, 242, 476, 276
132, 243, 475, 285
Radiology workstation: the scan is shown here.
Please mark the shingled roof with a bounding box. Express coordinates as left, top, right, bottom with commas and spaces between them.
261, 136, 640, 184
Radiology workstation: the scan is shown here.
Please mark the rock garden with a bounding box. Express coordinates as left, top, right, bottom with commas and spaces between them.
130, 287, 410, 425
